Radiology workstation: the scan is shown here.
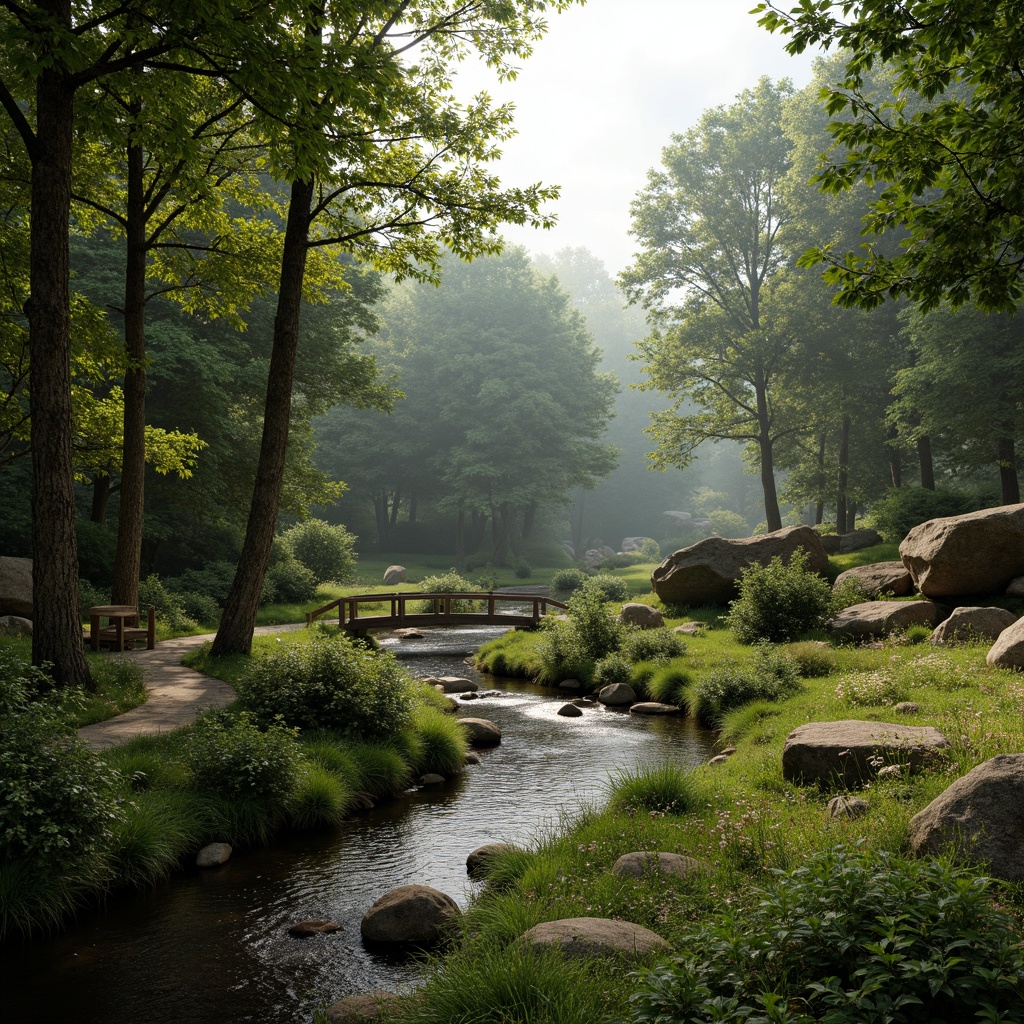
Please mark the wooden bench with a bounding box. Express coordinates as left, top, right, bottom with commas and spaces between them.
88, 605, 156, 651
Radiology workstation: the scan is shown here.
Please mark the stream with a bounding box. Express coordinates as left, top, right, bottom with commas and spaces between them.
3, 626, 715, 1024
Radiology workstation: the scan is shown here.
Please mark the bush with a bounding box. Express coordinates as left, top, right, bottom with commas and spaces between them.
708, 508, 749, 537
237, 633, 415, 740
510, 556, 532, 579
727, 549, 835, 643
686, 644, 800, 728
868, 485, 997, 543
170, 561, 238, 605
551, 567, 588, 594
0, 652, 123, 867
266, 556, 318, 604
584, 574, 629, 602
175, 591, 221, 627
278, 518, 357, 585
639, 537, 662, 560
625, 845, 1024, 1024
138, 575, 198, 633
784, 641, 838, 678
592, 652, 634, 688
620, 627, 687, 663
418, 569, 479, 612
537, 584, 625, 683
184, 710, 303, 802
77, 578, 108, 619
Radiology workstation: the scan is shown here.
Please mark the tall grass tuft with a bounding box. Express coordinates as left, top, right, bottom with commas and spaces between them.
606, 760, 702, 817
289, 765, 353, 829
0, 858, 103, 940
348, 742, 410, 797
410, 705, 468, 775
645, 659, 693, 707
108, 790, 207, 887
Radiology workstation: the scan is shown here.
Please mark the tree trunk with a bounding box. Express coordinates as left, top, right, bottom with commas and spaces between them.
454, 508, 465, 569
998, 436, 1020, 504
754, 374, 782, 531
491, 502, 511, 565
111, 127, 147, 606
836, 414, 851, 534
28, 18, 91, 688
408, 490, 417, 524
468, 510, 486, 553
389, 488, 401, 529
212, 177, 313, 656
522, 500, 537, 541
814, 432, 825, 526
91, 474, 111, 525
570, 492, 584, 559
918, 436, 935, 490
887, 425, 902, 488
372, 490, 390, 549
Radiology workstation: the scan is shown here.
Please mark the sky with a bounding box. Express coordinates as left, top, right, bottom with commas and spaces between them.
455, 0, 819, 278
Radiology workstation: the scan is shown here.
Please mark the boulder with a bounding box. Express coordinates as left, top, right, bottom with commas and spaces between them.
621, 536, 657, 554
597, 683, 636, 707
930, 606, 1017, 645
828, 600, 940, 640
611, 852, 709, 879
651, 526, 829, 607
196, 842, 232, 868
557, 678, 582, 690
833, 562, 914, 599
383, 565, 406, 586
393, 627, 424, 639
673, 622, 705, 636
618, 603, 665, 629
584, 546, 616, 566
1007, 576, 1024, 597
360, 885, 461, 947
838, 529, 883, 553
899, 503, 1024, 597
288, 919, 341, 937
459, 718, 501, 747
908, 754, 1024, 882
0, 556, 32, 618
986, 616, 1024, 669
895, 701, 920, 715
0, 614, 32, 636
434, 676, 479, 694
629, 702, 680, 716
518, 917, 669, 960
466, 843, 511, 879
557, 703, 583, 717
419, 773, 445, 785
781, 720, 949, 788
326, 991, 402, 1022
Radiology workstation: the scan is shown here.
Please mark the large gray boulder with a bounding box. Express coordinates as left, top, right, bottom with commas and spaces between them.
518, 917, 669, 960
651, 526, 829, 607
782, 720, 949, 788
900, 502, 1024, 598
611, 852, 709, 878
930, 606, 1017, 645
986, 616, 1024, 669
0, 556, 32, 618
618, 603, 664, 629
828, 600, 940, 640
360, 885, 461, 947
597, 683, 636, 707
382, 565, 407, 585
833, 562, 914, 599
838, 529, 883, 553
459, 717, 501, 747
908, 754, 1024, 881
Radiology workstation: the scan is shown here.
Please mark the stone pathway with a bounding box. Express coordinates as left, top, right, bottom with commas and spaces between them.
77, 624, 303, 751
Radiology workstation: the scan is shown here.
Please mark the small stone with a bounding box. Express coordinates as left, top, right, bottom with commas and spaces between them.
326, 990, 401, 1023
708, 754, 728, 766
420, 773, 445, 785
464, 752, 481, 765
460, 692, 479, 700
558, 678, 582, 690
459, 718, 502, 747
288, 919, 341, 937
629, 702, 680, 715
895, 701, 920, 714
466, 843, 511, 879
673, 622, 704, 636
827, 795, 869, 819
557, 703, 584, 717
196, 842, 232, 868
719, 747, 737, 756
611, 852, 710, 878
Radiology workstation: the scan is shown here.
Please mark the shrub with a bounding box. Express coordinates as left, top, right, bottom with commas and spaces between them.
174, 590, 221, 626
77, 578, 108, 619
0, 652, 123, 867
170, 561, 238, 605
537, 584, 625, 683
408, 705, 468, 775
784, 641, 838, 678
625, 845, 1024, 1024
266, 556, 318, 604
727, 549, 835, 643
592, 652, 634, 689
686, 644, 800, 728
278, 518, 357, 584
551, 567, 588, 594
585, 574, 629, 602
510, 555, 532, 579
418, 569, 479, 612
596, 551, 645, 569
138, 574, 198, 633
639, 537, 662, 560
868, 485, 997, 543
708, 508, 749, 538
237, 633, 414, 739
620, 627, 687, 663
184, 710, 303, 802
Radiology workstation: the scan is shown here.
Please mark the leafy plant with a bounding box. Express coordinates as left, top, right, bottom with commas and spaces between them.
868, 486, 996, 544
277, 518, 357, 585
418, 569, 480, 612
625, 845, 1024, 1024
593, 652, 634, 689
266, 555, 319, 604
727, 549, 835, 643
620, 628, 687, 663
585, 574, 629, 602
551, 567, 589, 594
237, 633, 415, 739
686, 644, 800, 728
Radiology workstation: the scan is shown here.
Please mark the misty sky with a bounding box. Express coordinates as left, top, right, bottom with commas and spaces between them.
456, 0, 819, 277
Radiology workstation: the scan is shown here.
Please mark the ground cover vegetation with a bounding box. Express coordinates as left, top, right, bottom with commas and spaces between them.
0, 627, 465, 941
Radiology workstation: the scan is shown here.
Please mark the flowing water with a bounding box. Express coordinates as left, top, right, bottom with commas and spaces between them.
3, 626, 715, 1024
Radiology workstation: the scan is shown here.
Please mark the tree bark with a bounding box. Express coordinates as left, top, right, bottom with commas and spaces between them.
754, 373, 782, 532
91, 474, 111, 525
998, 436, 1020, 504
570, 492, 584, 559
521, 500, 536, 541
454, 508, 465, 569
491, 501, 511, 565
211, 177, 313, 656
111, 125, 147, 606
836, 414, 851, 534
886, 425, 902, 488
918, 436, 935, 490
814, 432, 825, 526
28, 11, 92, 687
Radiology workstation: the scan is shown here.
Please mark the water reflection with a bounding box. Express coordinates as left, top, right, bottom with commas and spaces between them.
2, 627, 715, 1024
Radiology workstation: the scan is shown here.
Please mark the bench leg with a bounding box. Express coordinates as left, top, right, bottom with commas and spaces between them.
146, 606, 155, 649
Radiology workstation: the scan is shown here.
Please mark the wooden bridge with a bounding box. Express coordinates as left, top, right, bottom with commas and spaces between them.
305, 591, 568, 635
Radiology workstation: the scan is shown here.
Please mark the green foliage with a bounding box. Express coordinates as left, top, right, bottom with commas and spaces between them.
418, 569, 480, 612
408, 704, 469, 776
173, 590, 221, 627
237, 634, 414, 740
585, 574, 629, 602
620, 627, 687, 663
278, 519, 357, 585
784, 641, 838, 678
77, 577, 108, 619
686, 644, 801, 728
727, 550, 835, 643
606, 761, 701, 817
510, 555, 532, 579
0, 652, 123, 867
834, 651, 976, 708
138, 574, 198, 633
868, 486, 993, 543
551, 567, 589, 594
625, 845, 1024, 1024
640, 537, 662, 560
266, 556, 319, 604
592, 652, 634, 689
170, 561, 238, 606
183, 710, 303, 802
76, 519, 117, 586
288, 765, 352, 830
537, 584, 625, 683
644, 660, 693, 706
347, 742, 410, 797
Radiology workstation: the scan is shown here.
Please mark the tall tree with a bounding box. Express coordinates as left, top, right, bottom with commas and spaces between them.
621, 78, 798, 532
757, 0, 1024, 312
211, 1, 578, 655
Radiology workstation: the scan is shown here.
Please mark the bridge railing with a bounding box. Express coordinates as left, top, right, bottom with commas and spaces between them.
305, 591, 568, 631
